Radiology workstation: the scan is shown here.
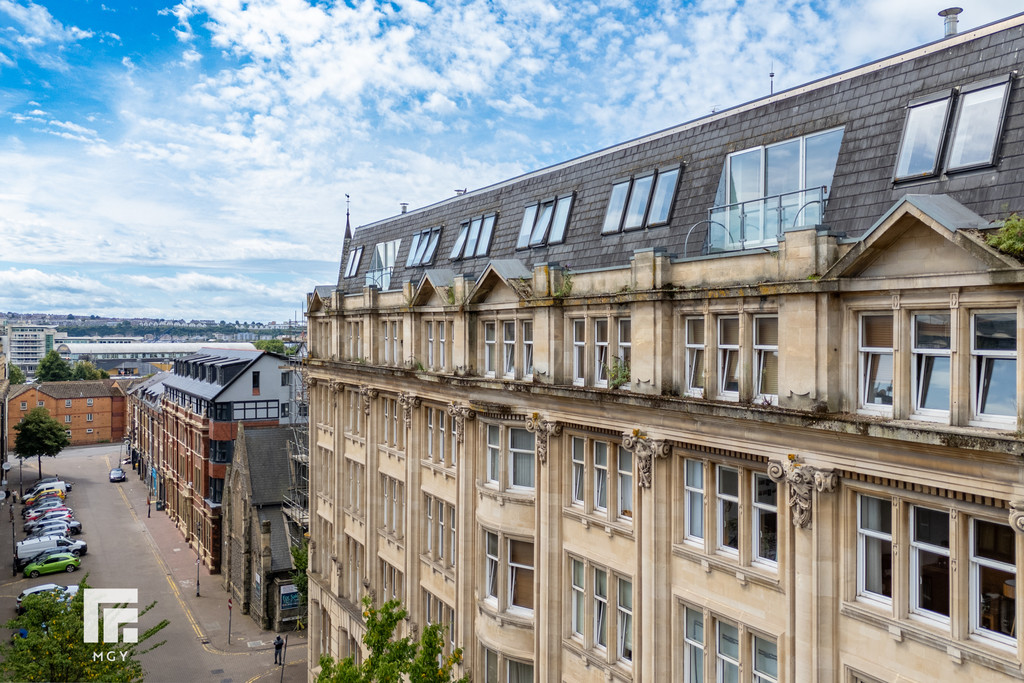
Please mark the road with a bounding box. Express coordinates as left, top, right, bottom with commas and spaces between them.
0, 443, 308, 683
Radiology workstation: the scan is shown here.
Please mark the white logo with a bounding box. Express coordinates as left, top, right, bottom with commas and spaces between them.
84, 588, 139, 643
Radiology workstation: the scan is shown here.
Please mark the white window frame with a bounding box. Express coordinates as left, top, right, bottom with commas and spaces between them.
485, 531, 499, 603
856, 494, 893, 604
617, 577, 633, 663
859, 313, 894, 414
718, 316, 740, 399
343, 245, 363, 278
426, 321, 435, 369
438, 321, 447, 371
751, 473, 777, 566
595, 319, 609, 387
594, 567, 608, 649
594, 442, 608, 512
684, 458, 705, 543
685, 316, 706, 397
570, 557, 585, 637
522, 320, 534, 379
969, 517, 1016, 645
617, 446, 633, 521
571, 437, 585, 506
717, 465, 740, 554
911, 312, 952, 420
507, 538, 534, 614
484, 322, 496, 377
572, 319, 586, 386
752, 634, 779, 683
508, 427, 535, 490
683, 606, 705, 683
753, 315, 778, 404
717, 620, 740, 683
503, 320, 516, 378
486, 424, 500, 486
970, 310, 1017, 426
910, 505, 951, 623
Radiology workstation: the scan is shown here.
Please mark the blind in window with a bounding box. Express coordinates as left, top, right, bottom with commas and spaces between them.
719, 317, 739, 346
756, 317, 778, 346
861, 314, 893, 349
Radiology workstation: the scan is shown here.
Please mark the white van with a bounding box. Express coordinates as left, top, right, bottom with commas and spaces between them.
26, 481, 69, 498
15, 535, 87, 569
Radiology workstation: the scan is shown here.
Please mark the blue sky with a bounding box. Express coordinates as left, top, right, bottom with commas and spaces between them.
0, 1, 1020, 322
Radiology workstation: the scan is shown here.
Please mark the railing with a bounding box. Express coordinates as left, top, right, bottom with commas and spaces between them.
365, 266, 394, 291
703, 186, 828, 254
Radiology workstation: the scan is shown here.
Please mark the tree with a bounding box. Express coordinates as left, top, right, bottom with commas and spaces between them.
8, 362, 26, 384
71, 360, 108, 380
14, 407, 71, 480
0, 578, 168, 682
317, 597, 466, 683
290, 540, 308, 608
253, 339, 286, 354
34, 350, 72, 382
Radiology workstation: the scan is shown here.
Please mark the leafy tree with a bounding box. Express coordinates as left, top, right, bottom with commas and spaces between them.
34, 350, 72, 382
290, 540, 308, 608
0, 578, 168, 682
14, 407, 71, 480
8, 362, 26, 384
253, 339, 286, 354
71, 360, 108, 380
317, 596, 466, 683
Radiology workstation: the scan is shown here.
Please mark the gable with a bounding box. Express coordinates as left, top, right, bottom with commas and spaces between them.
853, 221, 991, 278
474, 278, 521, 304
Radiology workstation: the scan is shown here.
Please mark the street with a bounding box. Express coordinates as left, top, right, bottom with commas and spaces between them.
0, 443, 308, 683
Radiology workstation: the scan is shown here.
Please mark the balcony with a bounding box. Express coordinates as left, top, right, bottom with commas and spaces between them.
699, 186, 829, 254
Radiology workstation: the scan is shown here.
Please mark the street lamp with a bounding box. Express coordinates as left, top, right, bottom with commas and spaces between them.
195, 520, 201, 597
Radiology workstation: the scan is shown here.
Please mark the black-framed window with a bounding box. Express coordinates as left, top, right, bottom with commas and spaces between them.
451, 214, 497, 259
343, 246, 363, 278
894, 75, 1011, 181
232, 400, 280, 420
210, 440, 234, 464
515, 193, 574, 249
406, 226, 443, 266
602, 166, 680, 234
214, 402, 231, 421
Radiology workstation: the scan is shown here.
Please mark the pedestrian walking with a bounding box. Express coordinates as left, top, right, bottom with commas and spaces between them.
146, 495, 151, 518
273, 635, 284, 665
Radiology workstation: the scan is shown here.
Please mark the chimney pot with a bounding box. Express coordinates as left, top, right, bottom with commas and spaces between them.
400, 202, 408, 214
939, 7, 962, 37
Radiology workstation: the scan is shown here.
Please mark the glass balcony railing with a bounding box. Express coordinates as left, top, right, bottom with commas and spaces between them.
365, 266, 394, 291
704, 186, 828, 254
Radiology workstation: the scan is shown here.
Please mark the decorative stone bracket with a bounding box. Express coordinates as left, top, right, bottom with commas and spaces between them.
767, 456, 838, 529
398, 392, 421, 430
1009, 500, 1024, 534
525, 415, 562, 464
446, 403, 477, 445
621, 431, 671, 489
358, 385, 378, 415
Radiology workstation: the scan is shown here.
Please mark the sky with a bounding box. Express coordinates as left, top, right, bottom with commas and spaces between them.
0, 1, 1020, 323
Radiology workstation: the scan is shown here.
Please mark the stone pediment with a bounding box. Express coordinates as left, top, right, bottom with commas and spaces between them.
824, 194, 1019, 281
469, 260, 532, 305
306, 286, 334, 313
411, 269, 457, 307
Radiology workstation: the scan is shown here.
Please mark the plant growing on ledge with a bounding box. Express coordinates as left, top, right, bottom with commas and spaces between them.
986, 213, 1024, 258
553, 270, 574, 298
605, 356, 631, 389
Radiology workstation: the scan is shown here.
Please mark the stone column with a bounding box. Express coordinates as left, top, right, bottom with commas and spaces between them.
527, 416, 563, 680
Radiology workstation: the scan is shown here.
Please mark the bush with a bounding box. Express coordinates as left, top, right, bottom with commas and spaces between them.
986, 213, 1024, 258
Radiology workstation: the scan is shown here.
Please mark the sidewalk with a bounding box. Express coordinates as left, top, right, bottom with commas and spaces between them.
119, 460, 309, 681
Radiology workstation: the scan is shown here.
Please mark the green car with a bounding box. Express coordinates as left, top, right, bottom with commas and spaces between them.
23, 552, 80, 578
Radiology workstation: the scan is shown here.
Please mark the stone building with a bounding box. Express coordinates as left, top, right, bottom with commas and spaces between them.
221, 423, 308, 631
305, 13, 1024, 683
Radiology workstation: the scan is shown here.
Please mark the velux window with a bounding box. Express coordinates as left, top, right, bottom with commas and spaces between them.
450, 214, 496, 259
516, 194, 573, 248
894, 76, 1010, 181
602, 166, 680, 234
343, 246, 363, 278
406, 227, 442, 267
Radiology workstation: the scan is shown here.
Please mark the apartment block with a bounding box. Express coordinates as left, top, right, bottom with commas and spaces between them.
306, 13, 1024, 683
7, 380, 124, 447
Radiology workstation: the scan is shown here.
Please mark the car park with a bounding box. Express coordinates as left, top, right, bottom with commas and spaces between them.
24, 490, 65, 507
26, 480, 70, 495
26, 519, 81, 537
21, 499, 68, 518
23, 552, 80, 578
108, 468, 126, 483
24, 506, 72, 522
24, 511, 74, 533
15, 535, 88, 569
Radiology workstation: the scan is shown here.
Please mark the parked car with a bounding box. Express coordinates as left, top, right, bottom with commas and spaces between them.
24, 511, 74, 533
15, 535, 88, 569
23, 552, 80, 578
16, 583, 74, 613
108, 468, 126, 483
26, 478, 71, 495
24, 490, 65, 507
24, 506, 72, 522
26, 519, 81, 537
21, 499, 68, 518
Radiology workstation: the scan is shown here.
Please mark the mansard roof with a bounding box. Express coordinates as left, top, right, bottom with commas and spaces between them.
328, 13, 1024, 299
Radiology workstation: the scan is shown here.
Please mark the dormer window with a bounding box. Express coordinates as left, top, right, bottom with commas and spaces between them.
894, 75, 1011, 181
406, 227, 442, 267
450, 214, 497, 259
516, 194, 574, 249
602, 166, 680, 234
366, 239, 401, 290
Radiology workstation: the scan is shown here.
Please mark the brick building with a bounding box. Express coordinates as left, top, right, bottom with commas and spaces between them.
306, 12, 1024, 683
7, 380, 125, 448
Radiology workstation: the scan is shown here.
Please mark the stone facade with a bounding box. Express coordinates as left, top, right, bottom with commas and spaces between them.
306, 15, 1024, 683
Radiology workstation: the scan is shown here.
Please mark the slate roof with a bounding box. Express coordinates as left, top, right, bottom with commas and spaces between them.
161, 348, 264, 400
11, 380, 120, 400
257, 507, 293, 573
239, 425, 303, 506
332, 13, 1024, 296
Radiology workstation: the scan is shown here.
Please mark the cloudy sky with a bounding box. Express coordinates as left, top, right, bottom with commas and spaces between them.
0, 1, 1019, 322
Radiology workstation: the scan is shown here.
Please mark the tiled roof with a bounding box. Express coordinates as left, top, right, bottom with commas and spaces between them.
32, 381, 120, 400
240, 425, 303, 506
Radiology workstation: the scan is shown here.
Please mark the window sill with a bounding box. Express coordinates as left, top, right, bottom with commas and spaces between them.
563, 507, 633, 539
421, 459, 457, 481
562, 639, 633, 680
476, 482, 535, 507
419, 553, 455, 584
477, 600, 534, 629
840, 601, 1021, 676
672, 543, 782, 592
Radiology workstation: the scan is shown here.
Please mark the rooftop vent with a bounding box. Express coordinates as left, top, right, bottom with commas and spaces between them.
939, 7, 962, 37
400, 202, 408, 214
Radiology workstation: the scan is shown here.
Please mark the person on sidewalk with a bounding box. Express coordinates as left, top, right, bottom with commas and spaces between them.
273, 635, 284, 665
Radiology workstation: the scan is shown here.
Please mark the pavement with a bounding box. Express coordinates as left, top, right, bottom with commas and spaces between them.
2, 443, 309, 683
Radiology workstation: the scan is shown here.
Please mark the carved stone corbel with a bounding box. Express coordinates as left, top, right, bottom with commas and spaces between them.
398, 392, 421, 430
359, 385, 378, 415
767, 456, 838, 529
621, 431, 671, 489
446, 403, 477, 445
1008, 500, 1024, 534
525, 414, 562, 464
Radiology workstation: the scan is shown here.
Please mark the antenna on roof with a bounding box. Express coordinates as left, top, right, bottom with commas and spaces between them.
770, 60, 775, 95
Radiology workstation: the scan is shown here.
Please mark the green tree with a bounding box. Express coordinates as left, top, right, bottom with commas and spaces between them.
0, 578, 168, 682
71, 360, 108, 380
290, 540, 308, 608
317, 597, 466, 683
14, 407, 71, 480
34, 350, 72, 382
253, 339, 286, 354
8, 362, 26, 384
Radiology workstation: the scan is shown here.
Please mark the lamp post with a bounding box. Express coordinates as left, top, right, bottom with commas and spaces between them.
195, 520, 201, 597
